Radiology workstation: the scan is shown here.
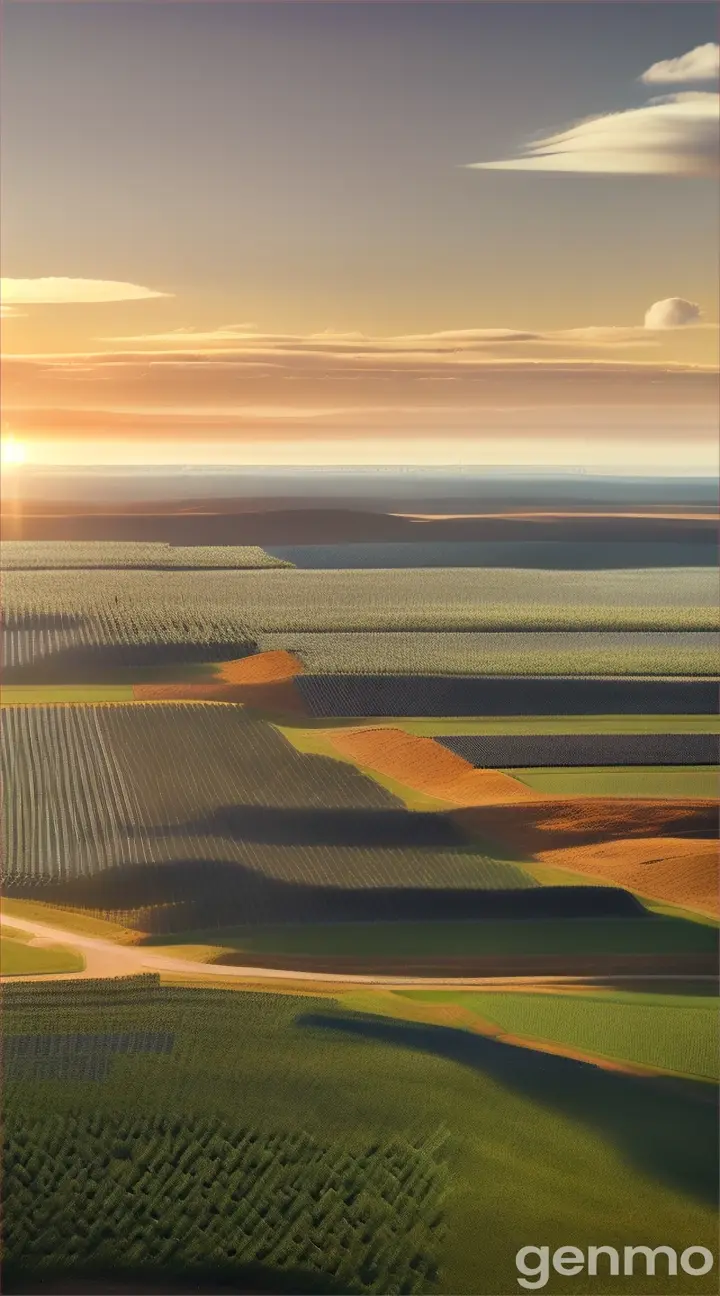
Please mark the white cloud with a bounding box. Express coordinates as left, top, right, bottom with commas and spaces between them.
1, 277, 169, 305
641, 43, 720, 86
644, 298, 702, 329
468, 91, 719, 176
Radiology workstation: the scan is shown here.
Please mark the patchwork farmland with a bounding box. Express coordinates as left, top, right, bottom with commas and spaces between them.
0, 541, 293, 569
295, 674, 719, 717
260, 629, 720, 676
3, 978, 718, 1296
435, 733, 720, 765
2, 703, 543, 930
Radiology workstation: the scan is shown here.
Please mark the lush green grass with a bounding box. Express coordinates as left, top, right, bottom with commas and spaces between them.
144, 915, 718, 959
398, 714, 720, 735
3, 977, 717, 1294
278, 714, 720, 736
397, 988, 720, 1081
1, 898, 139, 943
512, 765, 720, 798
1, 685, 136, 704
0, 934, 84, 976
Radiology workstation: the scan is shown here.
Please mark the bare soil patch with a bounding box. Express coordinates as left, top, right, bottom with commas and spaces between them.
325, 726, 540, 804
538, 836, 720, 915
456, 796, 718, 855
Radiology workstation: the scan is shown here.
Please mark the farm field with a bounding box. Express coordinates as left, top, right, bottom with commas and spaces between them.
4, 567, 718, 640
0, 542, 293, 569
513, 766, 719, 799
295, 674, 720, 717
536, 838, 719, 918
435, 734, 720, 765
3, 977, 717, 1295
2, 702, 549, 932
397, 988, 720, 1081
0, 928, 85, 977
266, 540, 719, 569
143, 914, 718, 960
260, 630, 720, 677
279, 714, 720, 736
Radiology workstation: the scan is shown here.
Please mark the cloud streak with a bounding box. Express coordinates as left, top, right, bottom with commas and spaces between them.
468, 91, 720, 176
641, 43, 720, 85
100, 320, 713, 358
1, 278, 170, 305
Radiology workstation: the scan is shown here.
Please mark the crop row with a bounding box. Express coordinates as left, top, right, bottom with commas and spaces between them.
259, 631, 720, 677
1, 704, 534, 929
0, 541, 292, 570
296, 674, 720, 717
3, 568, 718, 637
435, 733, 720, 767
5, 1032, 175, 1082
3, 1111, 446, 1294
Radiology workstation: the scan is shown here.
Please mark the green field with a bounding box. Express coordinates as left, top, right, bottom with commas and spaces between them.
512, 765, 720, 798
397, 988, 720, 1081
1, 685, 136, 705
279, 714, 720, 736
0, 931, 85, 976
3, 976, 717, 1294
144, 914, 718, 959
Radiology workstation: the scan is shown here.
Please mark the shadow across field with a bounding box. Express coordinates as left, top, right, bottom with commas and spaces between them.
2, 638, 257, 684
298, 1011, 718, 1205
2, 1260, 360, 1295
142, 804, 462, 849
5, 859, 645, 933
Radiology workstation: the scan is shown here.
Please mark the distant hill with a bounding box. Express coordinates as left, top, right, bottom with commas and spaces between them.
1, 505, 716, 547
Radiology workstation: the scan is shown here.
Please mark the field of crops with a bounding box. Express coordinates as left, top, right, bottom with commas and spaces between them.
4, 567, 717, 638
296, 675, 720, 717
1, 704, 538, 929
147, 915, 717, 960
436, 733, 720, 766
261, 631, 719, 677
3, 566, 717, 682
3, 977, 717, 1295
513, 766, 720, 798
0, 542, 293, 569
399, 990, 720, 1081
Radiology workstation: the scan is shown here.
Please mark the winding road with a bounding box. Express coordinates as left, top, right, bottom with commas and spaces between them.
1, 911, 713, 990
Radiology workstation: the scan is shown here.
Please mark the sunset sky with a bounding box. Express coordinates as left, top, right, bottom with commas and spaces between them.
1, 0, 718, 470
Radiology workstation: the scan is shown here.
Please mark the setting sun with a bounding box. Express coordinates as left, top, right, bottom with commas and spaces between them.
1, 435, 27, 467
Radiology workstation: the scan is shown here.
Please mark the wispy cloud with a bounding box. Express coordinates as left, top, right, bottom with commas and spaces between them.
641, 43, 720, 85
468, 91, 720, 177
1, 278, 170, 305
100, 321, 701, 358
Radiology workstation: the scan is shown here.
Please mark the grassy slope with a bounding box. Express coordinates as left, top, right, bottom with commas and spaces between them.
513, 766, 720, 798
1, 897, 140, 943
4, 982, 717, 1295
1, 934, 85, 976
1, 685, 137, 704
395, 988, 720, 1081
143, 914, 718, 959
277, 714, 720, 737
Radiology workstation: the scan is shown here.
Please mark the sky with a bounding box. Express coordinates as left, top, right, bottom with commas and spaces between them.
1, 0, 718, 471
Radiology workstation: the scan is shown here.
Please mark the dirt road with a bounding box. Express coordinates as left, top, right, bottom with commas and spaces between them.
1, 912, 714, 990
